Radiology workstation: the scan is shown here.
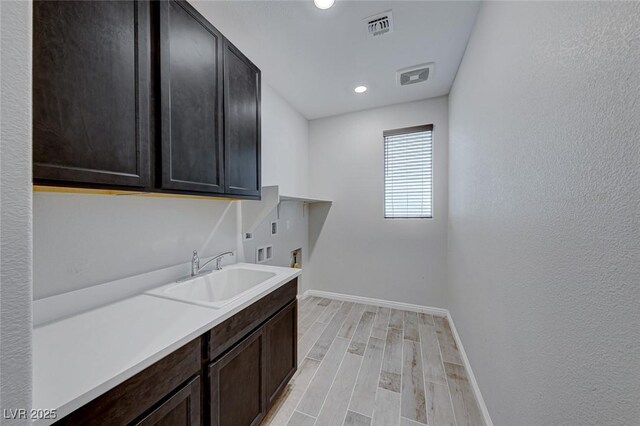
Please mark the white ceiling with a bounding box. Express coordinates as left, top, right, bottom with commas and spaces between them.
192, 1, 481, 120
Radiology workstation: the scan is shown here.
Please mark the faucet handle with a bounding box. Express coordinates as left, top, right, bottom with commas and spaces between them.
191, 250, 200, 276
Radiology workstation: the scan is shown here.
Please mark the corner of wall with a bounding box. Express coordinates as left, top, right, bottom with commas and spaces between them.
0, 0, 34, 418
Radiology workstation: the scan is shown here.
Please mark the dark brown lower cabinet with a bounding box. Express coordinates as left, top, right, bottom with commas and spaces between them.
208, 298, 298, 426
209, 328, 266, 426
55, 278, 297, 426
133, 376, 200, 426
265, 301, 297, 406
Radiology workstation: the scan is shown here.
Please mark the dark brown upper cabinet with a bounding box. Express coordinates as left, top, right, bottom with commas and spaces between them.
33, 0, 151, 189
223, 40, 261, 198
33, 0, 261, 199
158, 0, 224, 194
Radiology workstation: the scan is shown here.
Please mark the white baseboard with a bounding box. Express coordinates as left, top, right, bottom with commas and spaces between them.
303, 289, 449, 317
301, 289, 493, 426
445, 310, 494, 426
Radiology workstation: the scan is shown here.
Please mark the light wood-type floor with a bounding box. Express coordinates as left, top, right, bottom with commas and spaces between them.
262, 296, 486, 426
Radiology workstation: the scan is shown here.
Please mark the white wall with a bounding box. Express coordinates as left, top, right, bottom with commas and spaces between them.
447, 2, 640, 425
0, 1, 33, 421
261, 83, 310, 197
308, 98, 448, 307
33, 194, 239, 299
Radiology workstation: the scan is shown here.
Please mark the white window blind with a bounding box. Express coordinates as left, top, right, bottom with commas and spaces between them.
384, 125, 433, 218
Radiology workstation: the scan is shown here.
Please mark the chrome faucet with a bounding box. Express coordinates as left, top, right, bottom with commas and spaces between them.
191, 250, 234, 277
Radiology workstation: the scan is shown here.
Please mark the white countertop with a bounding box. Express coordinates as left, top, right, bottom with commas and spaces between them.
32, 263, 300, 425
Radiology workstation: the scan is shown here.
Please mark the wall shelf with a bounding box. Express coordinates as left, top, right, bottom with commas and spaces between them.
279, 194, 332, 204
240, 186, 332, 234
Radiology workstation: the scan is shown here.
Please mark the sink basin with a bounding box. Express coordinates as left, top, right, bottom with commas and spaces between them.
147, 267, 277, 308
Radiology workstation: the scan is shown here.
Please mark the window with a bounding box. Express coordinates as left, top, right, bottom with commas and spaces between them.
384, 125, 433, 218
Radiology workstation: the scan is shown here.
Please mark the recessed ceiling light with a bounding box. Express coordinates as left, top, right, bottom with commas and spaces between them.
314, 0, 335, 10
354, 85, 367, 94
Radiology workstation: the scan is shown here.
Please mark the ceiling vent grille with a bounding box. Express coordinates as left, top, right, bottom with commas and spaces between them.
365, 11, 393, 38
396, 63, 434, 87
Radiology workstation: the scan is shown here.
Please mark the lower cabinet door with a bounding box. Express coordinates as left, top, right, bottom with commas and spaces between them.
132, 376, 200, 426
265, 300, 297, 406
209, 328, 266, 426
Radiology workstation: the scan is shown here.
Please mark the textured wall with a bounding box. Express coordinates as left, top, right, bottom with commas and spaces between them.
448, 2, 640, 425
308, 98, 449, 307
0, 0, 33, 421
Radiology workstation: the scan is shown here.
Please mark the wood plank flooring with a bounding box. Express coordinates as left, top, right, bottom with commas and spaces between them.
262, 296, 485, 426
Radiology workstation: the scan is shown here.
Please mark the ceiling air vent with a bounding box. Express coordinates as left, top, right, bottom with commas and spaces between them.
365, 10, 393, 38
396, 63, 434, 87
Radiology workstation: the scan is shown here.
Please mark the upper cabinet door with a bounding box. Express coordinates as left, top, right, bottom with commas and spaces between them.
158, 0, 224, 194
224, 40, 261, 198
33, 0, 150, 189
